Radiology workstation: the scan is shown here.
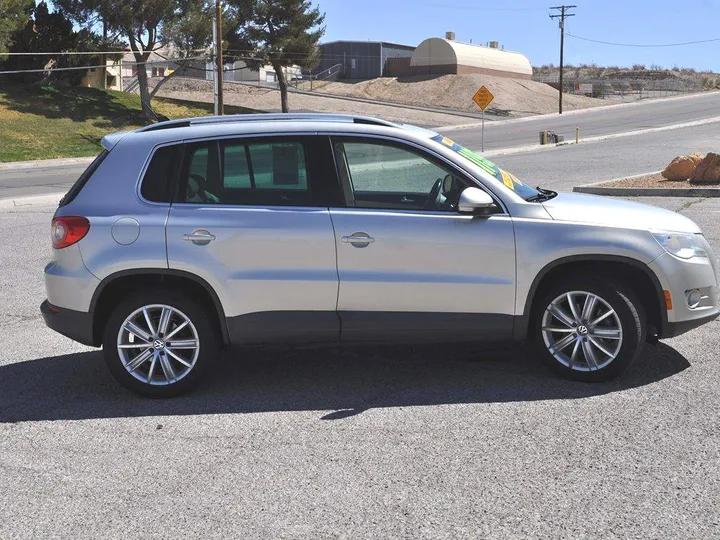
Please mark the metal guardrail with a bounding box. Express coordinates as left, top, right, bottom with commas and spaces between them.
312, 63, 343, 82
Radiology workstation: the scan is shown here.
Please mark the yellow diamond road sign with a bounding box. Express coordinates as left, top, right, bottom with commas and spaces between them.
473, 85, 494, 111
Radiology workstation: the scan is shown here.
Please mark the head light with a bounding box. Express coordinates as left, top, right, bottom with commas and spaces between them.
651, 231, 708, 259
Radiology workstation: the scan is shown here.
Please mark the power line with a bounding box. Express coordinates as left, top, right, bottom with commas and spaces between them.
549, 4, 576, 114
0, 56, 208, 75
567, 33, 720, 48
0, 48, 209, 56
422, 3, 547, 10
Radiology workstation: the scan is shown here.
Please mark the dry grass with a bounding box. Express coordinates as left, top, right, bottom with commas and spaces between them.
0, 85, 258, 162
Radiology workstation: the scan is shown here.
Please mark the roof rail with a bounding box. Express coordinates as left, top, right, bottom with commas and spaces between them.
136, 113, 399, 133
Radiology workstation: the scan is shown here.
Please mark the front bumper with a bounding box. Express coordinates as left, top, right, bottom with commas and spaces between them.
41, 300, 97, 347
662, 309, 720, 338
649, 249, 719, 338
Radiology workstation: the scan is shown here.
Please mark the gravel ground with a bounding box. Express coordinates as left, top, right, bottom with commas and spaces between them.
1, 198, 720, 539
156, 78, 472, 127
313, 74, 605, 117
603, 172, 720, 189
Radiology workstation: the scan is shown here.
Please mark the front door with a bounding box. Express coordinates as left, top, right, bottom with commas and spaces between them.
329, 137, 516, 342
166, 136, 340, 344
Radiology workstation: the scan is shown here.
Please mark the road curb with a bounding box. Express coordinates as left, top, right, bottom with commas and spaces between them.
574, 172, 720, 197
0, 193, 63, 210
0, 157, 94, 172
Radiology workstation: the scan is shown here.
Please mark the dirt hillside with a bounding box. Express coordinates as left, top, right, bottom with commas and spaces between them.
315, 74, 605, 117
156, 78, 472, 127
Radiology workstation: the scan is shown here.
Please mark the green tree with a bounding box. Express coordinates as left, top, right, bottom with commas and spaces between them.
57, 0, 200, 119
0, 0, 33, 55
227, 0, 325, 112
3, 2, 117, 86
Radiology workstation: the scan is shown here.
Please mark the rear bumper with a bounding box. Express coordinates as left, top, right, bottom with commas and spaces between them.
661, 309, 720, 339
41, 300, 97, 347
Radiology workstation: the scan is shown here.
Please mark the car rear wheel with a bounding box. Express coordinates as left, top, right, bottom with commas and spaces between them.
102, 290, 218, 397
532, 277, 646, 382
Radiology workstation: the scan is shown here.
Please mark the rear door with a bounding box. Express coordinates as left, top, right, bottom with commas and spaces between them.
329, 136, 517, 342
165, 135, 341, 344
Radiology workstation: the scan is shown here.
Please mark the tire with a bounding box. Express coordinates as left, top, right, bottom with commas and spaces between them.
102, 289, 219, 397
531, 275, 646, 382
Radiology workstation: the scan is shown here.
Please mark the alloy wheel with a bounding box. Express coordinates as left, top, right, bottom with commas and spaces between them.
117, 304, 200, 386
541, 291, 623, 372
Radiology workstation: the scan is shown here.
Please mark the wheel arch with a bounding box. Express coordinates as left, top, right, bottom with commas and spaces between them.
90, 269, 230, 347
514, 255, 667, 341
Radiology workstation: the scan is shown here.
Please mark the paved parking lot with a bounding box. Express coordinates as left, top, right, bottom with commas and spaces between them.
1, 198, 719, 539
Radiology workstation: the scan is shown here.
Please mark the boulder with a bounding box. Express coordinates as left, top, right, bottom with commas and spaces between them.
661, 153, 703, 181
689, 152, 720, 185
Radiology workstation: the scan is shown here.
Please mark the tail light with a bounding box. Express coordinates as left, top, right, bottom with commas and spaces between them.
51, 216, 90, 249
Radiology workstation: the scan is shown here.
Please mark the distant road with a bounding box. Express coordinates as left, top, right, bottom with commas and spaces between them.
0, 163, 86, 200
445, 91, 720, 151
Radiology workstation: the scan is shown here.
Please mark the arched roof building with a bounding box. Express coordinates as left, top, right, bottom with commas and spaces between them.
410, 38, 532, 79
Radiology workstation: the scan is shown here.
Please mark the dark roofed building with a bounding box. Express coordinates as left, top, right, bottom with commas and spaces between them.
316, 40, 416, 80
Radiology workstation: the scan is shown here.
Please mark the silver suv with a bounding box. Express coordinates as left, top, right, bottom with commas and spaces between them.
42, 114, 719, 396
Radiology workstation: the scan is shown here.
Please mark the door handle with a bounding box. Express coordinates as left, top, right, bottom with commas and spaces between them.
341, 232, 375, 247
182, 230, 216, 245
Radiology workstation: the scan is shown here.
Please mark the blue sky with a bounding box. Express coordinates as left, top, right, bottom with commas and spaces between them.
318, 0, 720, 71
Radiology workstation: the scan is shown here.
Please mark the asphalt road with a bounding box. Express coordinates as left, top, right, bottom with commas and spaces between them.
1, 197, 719, 538
0, 163, 88, 200
492, 120, 720, 192
446, 90, 720, 151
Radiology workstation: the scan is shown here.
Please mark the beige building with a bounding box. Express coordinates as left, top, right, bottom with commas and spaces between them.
122, 49, 177, 79
79, 58, 123, 91
410, 37, 532, 79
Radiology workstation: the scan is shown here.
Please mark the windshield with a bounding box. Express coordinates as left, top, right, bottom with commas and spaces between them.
431, 135, 542, 201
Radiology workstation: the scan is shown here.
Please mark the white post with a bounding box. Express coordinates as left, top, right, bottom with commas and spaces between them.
481, 109, 485, 152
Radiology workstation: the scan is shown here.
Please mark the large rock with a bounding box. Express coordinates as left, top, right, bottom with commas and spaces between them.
689, 152, 720, 184
661, 153, 703, 181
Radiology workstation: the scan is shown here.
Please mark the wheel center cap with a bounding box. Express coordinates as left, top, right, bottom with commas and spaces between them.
152, 339, 166, 351
577, 325, 589, 336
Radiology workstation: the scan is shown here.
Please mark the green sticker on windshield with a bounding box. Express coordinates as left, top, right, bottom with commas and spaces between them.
457, 147, 498, 176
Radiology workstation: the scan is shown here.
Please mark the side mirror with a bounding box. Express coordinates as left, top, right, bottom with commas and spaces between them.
457, 187, 497, 215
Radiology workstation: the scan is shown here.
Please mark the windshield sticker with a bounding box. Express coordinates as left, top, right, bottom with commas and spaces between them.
500, 168, 524, 187
441, 137, 455, 147
457, 147, 498, 176
500, 170, 516, 191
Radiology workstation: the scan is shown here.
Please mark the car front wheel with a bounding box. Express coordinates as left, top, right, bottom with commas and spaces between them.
532, 277, 646, 382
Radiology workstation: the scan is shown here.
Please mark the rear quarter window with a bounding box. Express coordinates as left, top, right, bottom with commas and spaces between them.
59, 150, 109, 207
141, 145, 182, 203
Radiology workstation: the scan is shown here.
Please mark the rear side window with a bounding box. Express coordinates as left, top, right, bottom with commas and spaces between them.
59, 150, 109, 207
179, 139, 312, 206
141, 145, 181, 203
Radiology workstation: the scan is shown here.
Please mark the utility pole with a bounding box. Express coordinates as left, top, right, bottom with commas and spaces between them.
101, 17, 108, 90
216, 0, 224, 115
549, 5, 576, 114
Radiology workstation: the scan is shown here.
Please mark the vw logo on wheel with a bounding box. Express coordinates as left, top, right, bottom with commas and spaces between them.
577, 325, 589, 336
152, 339, 166, 351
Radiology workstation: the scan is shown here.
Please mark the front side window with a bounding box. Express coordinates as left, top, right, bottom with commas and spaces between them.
333, 139, 469, 211
179, 139, 312, 206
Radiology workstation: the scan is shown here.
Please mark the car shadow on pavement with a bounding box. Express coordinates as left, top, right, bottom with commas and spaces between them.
0, 342, 690, 423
